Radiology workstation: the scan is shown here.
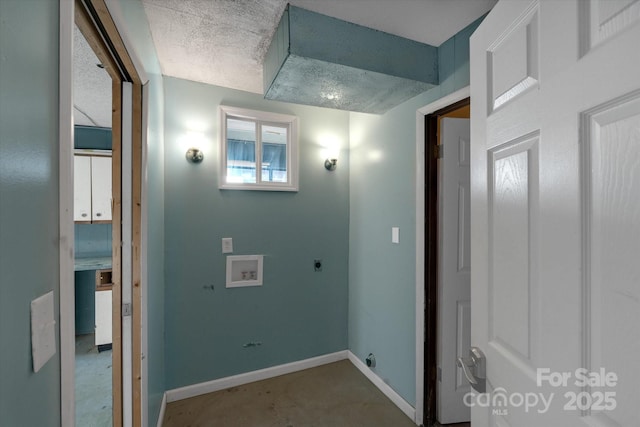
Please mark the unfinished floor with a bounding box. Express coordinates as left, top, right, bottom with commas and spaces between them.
163, 360, 417, 427
75, 333, 112, 427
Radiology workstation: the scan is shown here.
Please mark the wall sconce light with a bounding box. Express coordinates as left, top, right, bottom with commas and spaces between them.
186, 148, 204, 164
324, 158, 337, 171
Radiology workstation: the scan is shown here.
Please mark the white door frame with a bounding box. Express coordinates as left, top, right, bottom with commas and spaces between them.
414, 86, 470, 426
58, 1, 149, 425
121, 81, 134, 427
59, 1, 75, 425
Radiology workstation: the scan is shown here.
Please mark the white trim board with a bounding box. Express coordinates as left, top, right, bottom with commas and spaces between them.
59, 1, 75, 425
121, 81, 134, 427
413, 85, 470, 426
417, 87, 470, 116
140, 82, 150, 427
156, 393, 167, 427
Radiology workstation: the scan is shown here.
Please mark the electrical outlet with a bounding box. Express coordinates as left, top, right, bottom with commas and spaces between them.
314, 259, 323, 272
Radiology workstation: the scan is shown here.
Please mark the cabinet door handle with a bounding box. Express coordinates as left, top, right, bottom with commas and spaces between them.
96, 212, 102, 217
82, 213, 88, 217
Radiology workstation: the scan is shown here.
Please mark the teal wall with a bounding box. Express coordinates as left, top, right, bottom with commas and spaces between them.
75, 223, 112, 258
0, 0, 61, 425
114, 0, 167, 424
163, 77, 350, 389
348, 17, 483, 406
75, 271, 96, 335
288, 6, 438, 84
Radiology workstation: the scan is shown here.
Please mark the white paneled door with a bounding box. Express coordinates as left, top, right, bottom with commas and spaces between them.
470, 0, 640, 426
437, 118, 472, 424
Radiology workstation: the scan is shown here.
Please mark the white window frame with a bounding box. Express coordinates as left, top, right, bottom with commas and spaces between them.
219, 105, 299, 191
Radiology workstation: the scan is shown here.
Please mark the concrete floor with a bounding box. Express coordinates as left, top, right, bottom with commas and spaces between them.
75, 334, 112, 427
163, 360, 417, 427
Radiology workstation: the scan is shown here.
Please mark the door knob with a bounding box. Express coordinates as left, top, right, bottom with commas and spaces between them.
457, 347, 486, 393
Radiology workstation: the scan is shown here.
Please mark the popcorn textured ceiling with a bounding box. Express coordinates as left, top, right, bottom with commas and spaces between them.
72, 0, 497, 125
142, 0, 287, 94
74, 25, 112, 128
141, 0, 497, 95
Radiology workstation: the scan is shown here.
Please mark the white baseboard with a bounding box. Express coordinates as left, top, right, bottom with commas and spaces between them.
156, 392, 167, 427
347, 351, 416, 423
165, 351, 349, 403
163, 350, 415, 425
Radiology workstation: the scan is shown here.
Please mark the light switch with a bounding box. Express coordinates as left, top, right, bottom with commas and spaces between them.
392, 227, 400, 244
222, 237, 233, 254
31, 291, 56, 373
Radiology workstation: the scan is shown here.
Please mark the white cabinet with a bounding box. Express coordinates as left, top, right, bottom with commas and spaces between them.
95, 289, 112, 346
74, 156, 92, 221
74, 154, 112, 222
90, 156, 112, 221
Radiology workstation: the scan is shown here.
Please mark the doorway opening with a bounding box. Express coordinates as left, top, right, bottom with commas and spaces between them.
73, 17, 114, 426
61, 0, 146, 425
424, 97, 471, 427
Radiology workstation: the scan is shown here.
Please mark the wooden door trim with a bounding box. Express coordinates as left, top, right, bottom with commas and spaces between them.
73, 1, 144, 426
131, 82, 143, 427
111, 78, 124, 426
74, 2, 120, 81
424, 111, 439, 425
85, 0, 143, 85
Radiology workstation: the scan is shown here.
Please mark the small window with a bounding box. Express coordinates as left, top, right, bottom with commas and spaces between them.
219, 106, 298, 191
